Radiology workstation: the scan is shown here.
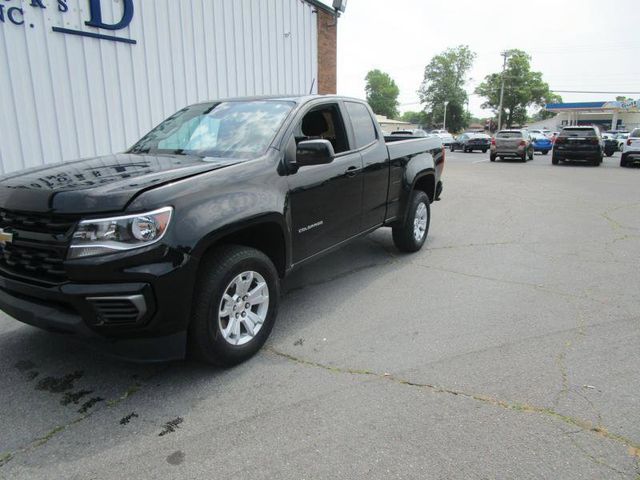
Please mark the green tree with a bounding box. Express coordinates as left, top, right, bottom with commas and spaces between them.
475, 49, 555, 128
418, 45, 476, 132
365, 69, 400, 119
400, 110, 429, 126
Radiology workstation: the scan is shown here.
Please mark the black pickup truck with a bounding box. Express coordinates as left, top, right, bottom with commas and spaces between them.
0, 95, 444, 365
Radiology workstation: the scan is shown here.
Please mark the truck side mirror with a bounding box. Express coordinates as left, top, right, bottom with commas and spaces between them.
295, 140, 335, 167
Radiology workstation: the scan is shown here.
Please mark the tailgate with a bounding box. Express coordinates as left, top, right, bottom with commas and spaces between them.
497, 138, 522, 149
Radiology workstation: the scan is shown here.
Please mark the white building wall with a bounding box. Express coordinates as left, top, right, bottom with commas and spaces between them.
0, 0, 319, 174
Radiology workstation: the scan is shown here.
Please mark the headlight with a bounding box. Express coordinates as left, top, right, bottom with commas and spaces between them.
69, 207, 173, 259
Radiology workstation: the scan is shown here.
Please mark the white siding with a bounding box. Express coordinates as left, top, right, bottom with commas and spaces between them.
0, 0, 319, 173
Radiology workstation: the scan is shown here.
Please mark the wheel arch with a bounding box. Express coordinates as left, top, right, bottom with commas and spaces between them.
193, 214, 289, 279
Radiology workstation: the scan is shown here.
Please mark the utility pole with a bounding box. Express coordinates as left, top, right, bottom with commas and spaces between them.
497, 51, 509, 131
443, 100, 449, 131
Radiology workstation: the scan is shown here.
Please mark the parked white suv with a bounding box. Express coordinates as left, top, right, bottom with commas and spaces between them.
620, 128, 640, 167
430, 129, 455, 146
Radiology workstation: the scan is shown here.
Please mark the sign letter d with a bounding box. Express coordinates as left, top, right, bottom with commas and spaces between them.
85, 0, 134, 31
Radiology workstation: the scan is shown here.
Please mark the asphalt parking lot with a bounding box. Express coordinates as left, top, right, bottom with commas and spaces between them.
1, 150, 639, 479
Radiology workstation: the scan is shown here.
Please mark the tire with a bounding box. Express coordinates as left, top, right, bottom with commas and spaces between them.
592, 157, 602, 166
541, 150, 548, 155
490, 153, 496, 162
521, 152, 527, 162
450, 145, 455, 152
620, 156, 627, 168
188, 245, 280, 366
482, 149, 488, 153
552, 156, 559, 165
392, 190, 430, 253
528, 149, 534, 161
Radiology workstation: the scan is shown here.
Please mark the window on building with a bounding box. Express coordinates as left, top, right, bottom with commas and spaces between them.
345, 101, 377, 149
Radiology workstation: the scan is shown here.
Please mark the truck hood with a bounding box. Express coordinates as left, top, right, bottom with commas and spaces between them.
0, 153, 242, 214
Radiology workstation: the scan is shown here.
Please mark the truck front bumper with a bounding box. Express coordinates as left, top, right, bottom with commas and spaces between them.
0, 245, 198, 362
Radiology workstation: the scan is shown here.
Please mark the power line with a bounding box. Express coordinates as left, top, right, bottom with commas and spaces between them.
551, 90, 640, 94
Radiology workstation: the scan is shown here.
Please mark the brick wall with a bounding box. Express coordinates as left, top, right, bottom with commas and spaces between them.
316, 8, 337, 94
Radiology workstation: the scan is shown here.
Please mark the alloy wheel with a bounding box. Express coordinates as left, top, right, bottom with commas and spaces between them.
218, 271, 269, 346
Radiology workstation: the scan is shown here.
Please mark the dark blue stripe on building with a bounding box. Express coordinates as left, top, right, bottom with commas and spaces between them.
51, 27, 136, 45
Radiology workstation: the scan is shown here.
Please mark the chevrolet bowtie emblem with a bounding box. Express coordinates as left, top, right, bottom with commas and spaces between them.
0, 229, 14, 244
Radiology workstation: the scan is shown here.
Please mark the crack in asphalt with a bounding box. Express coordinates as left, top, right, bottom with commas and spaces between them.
266, 347, 640, 462
563, 430, 629, 477
601, 203, 640, 233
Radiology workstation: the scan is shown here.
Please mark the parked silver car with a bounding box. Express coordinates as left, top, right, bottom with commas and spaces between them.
490, 130, 534, 162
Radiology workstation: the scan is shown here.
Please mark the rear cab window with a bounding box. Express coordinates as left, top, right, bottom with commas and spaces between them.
345, 101, 378, 149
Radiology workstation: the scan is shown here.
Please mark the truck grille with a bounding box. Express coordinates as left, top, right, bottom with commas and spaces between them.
0, 209, 78, 284
1, 244, 66, 279
0, 209, 77, 235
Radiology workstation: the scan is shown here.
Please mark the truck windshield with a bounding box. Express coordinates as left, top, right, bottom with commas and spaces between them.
130, 101, 294, 158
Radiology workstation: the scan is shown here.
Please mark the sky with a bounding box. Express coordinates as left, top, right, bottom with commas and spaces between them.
323, 0, 640, 118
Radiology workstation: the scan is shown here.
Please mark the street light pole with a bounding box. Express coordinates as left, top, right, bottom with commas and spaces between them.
497, 51, 509, 131
443, 101, 449, 131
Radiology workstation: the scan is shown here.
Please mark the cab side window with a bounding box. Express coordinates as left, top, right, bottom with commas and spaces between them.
295, 104, 349, 154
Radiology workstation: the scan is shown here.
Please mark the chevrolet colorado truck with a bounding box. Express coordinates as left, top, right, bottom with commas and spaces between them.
0, 95, 444, 365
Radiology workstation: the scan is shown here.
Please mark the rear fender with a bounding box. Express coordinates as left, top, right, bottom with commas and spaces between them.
396, 150, 437, 225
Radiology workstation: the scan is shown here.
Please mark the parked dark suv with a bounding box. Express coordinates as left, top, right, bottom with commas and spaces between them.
552, 126, 603, 166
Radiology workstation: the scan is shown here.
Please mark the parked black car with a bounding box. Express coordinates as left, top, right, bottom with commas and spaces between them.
552, 126, 603, 166
0, 95, 444, 365
450, 133, 491, 153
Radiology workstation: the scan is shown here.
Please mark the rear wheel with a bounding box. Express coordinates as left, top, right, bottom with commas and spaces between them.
450, 145, 455, 152
541, 150, 549, 155
552, 156, 560, 165
482, 148, 488, 153
528, 149, 534, 161
490, 153, 497, 162
392, 191, 430, 253
521, 152, 527, 162
189, 245, 280, 366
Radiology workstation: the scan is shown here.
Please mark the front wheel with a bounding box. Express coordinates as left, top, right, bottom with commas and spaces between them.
188, 245, 280, 366
392, 191, 430, 253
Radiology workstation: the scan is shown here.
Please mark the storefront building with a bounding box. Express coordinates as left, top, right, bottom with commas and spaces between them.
0, 0, 338, 174
532, 100, 640, 132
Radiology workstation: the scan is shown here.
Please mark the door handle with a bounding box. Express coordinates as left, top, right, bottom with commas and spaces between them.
345, 166, 360, 177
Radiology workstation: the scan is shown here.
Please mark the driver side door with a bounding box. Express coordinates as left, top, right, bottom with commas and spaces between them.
285, 102, 364, 263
